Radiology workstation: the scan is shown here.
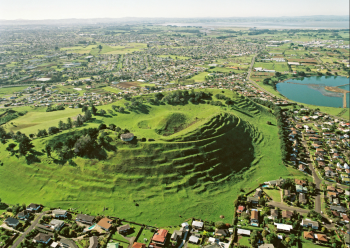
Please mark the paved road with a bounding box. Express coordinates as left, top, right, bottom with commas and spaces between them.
300, 134, 322, 213
268, 201, 334, 229
247, 55, 278, 98
11, 212, 45, 248
268, 201, 311, 214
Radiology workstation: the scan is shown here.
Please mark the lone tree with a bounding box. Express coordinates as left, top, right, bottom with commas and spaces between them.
45, 144, 51, 157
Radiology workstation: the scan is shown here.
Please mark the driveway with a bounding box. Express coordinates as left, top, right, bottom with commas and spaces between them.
178, 227, 189, 248
10, 212, 45, 248
0, 223, 22, 234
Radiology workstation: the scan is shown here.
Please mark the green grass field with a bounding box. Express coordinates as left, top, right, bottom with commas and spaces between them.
60, 43, 147, 55
264, 188, 281, 202
190, 72, 210, 82
0, 86, 28, 97
0, 89, 291, 227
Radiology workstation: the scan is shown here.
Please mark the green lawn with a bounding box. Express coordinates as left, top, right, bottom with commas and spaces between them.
238, 236, 250, 246
0, 89, 290, 227
264, 189, 281, 202
190, 72, 210, 82
158, 55, 190, 60
0, 86, 28, 97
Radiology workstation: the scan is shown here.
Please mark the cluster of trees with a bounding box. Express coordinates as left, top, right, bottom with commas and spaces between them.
0, 110, 27, 125
214, 94, 235, 105
46, 128, 100, 159
159, 90, 213, 105
274, 106, 289, 163
6, 133, 34, 156
46, 105, 65, 112
36, 107, 96, 139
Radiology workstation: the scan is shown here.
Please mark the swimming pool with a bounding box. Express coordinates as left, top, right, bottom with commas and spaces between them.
262, 185, 270, 188
88, 224, 96, 230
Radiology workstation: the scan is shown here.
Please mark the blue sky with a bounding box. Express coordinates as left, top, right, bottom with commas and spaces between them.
1, 0, 349, 20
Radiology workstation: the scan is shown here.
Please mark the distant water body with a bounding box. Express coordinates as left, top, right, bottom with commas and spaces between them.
276, 76, 350, 108
161, 21, 349, 29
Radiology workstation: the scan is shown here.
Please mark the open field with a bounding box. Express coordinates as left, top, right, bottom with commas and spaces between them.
60, 43, 147, 55
190, 72, 210, 82
0, 86, 28, 97
0, 89, 291, 226
158, 55, 191, 60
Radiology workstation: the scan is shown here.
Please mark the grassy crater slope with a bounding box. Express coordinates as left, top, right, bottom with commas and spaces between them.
0, 90, 290, 226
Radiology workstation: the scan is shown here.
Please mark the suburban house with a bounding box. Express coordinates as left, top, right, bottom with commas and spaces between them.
33, 233, 52, 244
327, 186, 336, 192
76, 214, 95, 225
299, 164, 306, 171
88, 236, 99, 248
189, 236, 199, 244
132, 242, 146, 248
296, 185, 307, 193
170, 230, 183, 241
17, 210, 30, 220
237, 229, 251, 236
5, 217, 19, 228
330, 205, 346, 212
61, 239, 78, 248
328, 191, 338, 198
266, 178, 285, 187
97, 218, 113, 231
247, 196, 259, 205
295, 179, 307, 186
315, 234, 328, 243
237, 205, 245, 213
270, 209, 278, 219
117, 224, 130, 234
274, 223, 293, 233
282, 210, 293, 219
120, 133, 134, 142
49, 219, 65, 231
299, 193, 307, 204
254, 188, 263, 198
152, 229, 168, 246
304, 231, 314, 240
52, 210, 68, 218
301, 219, 319, 230
215, 229, 229, 237
192, 220, 204, 230
27, 203, 41, 212
284, 190, 291, 197
251, 210, 259, 226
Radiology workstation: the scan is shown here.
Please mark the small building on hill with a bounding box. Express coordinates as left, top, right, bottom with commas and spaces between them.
120, 133, 134, 141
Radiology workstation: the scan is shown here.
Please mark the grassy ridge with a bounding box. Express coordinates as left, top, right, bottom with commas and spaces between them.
0, 91, 291, 226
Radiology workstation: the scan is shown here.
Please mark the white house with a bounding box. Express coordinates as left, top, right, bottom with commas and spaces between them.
192, 221, 204, 230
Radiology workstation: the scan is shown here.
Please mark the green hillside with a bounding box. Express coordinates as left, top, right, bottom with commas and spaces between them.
0, 90, 290, 226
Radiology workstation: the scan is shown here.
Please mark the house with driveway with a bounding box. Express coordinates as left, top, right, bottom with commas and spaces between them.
49, 219, 65, 231
52, 210, 68, 218
301, 219, 319, 230
76, 214, 95, 225
18, 210, 30, 220
97, 218, 113, 231
33, 233, 52, 244
27, 203, 41, 212
5, 217, 19, 228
